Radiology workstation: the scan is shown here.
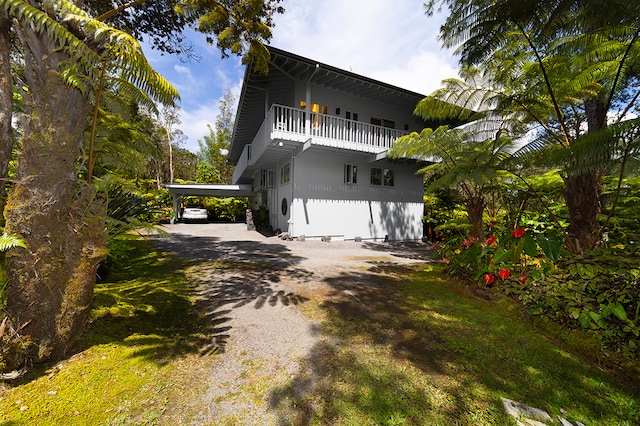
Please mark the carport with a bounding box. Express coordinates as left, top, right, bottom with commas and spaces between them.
165, 183, 255, 222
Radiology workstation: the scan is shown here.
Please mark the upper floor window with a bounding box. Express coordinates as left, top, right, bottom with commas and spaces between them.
370, 168, 394, 186
280, 163, 290, 185
344, 163, 357, 184
300, 101, 327, 114
371, 117, 395, 129
345, 111, 359, 121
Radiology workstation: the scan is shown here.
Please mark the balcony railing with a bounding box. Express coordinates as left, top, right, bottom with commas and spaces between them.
233, 104, 409, 183
271, 104, 408, 152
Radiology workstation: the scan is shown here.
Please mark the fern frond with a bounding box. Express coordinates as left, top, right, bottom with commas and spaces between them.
5, 0, 102, 81
55, 0, 179, 106
0, 233, 27, 251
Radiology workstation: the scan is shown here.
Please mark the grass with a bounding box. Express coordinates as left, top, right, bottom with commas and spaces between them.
1, 238, 639, 425
268, 265, 640, 425
0, 236, 217, 425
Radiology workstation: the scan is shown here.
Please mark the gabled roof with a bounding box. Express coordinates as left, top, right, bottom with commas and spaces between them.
230, 46, 428, 162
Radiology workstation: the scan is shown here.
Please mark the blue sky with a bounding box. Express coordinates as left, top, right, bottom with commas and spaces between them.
143, 0, 460, 153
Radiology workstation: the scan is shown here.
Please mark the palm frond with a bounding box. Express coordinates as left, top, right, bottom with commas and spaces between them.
551, 117, 640, 176
56, 0, 180, 106
105, 184, 160, 237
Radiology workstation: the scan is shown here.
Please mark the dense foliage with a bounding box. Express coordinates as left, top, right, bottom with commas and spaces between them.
432, 176, 640, 360
394, 0, 640, 361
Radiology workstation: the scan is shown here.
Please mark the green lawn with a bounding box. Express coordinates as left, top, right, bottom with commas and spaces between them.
1, 238, 638, 425
269, 265, 640, 425
0, 237, 215, 425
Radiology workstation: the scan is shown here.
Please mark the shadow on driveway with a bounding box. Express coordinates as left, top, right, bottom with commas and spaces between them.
149, 232, 312, 354
150, 233, 303, 266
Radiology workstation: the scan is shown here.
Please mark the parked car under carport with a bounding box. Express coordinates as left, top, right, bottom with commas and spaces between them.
182, 205, 208, 222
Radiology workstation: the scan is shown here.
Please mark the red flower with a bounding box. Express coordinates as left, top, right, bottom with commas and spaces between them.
486, 235, 497, 245
519, 275, 527, 283
498, 268, 511, 280
441, 258, 450, 264
511, 228, 525, 239
463, 239, 473, 247
483, 273, 495, 285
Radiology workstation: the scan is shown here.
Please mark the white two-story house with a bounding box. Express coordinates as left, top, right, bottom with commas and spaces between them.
230, 46, 436, 241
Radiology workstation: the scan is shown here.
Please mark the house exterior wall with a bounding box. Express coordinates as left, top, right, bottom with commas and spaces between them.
292, 82, 426, 133
235, 48, 434, 241
278, 149, 424, 240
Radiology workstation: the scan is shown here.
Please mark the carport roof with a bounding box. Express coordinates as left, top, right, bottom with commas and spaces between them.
165, 184, 254, 197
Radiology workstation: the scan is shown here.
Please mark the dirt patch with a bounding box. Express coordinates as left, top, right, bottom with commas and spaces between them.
148, 223, 433, 424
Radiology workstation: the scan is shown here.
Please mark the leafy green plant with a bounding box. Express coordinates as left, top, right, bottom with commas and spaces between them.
437, 223, 565, 284
105, 184, 161, 238
510, 247, 640, 359
438, 220, 640, 360
202, 197, 247, 222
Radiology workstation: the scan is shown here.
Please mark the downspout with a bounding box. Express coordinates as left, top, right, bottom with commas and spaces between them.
288, 149, 295, 236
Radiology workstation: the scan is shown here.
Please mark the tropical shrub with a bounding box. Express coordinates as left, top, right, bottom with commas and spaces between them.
504, 247, 640, 359
437, 223, 565, 284
105, 185, 161, 237
437, 222, 640, 360
202, 197, 247, 222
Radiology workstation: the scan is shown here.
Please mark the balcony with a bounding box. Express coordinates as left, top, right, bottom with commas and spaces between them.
233, 104, 409, 184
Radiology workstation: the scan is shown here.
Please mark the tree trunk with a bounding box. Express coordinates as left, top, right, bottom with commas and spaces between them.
0, 11, 13, 198
561, 97, 607, 254
1, 24, 107, 371
563, 172, 601, 253
466, 195, 485, 240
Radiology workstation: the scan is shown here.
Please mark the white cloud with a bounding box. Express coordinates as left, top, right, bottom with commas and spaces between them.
146, 1, 461, 152
271, 0, 459, 95
177, 101, 218, 153
177, 81, 243, 153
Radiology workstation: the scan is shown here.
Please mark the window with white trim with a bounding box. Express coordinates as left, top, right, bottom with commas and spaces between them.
280, 163, 290, 185
259, 169, 274, 188
344, 163, 357, 184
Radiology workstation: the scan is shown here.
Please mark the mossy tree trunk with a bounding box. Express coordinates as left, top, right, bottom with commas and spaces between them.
1, 22, 107, 371
563, 172, 602, 253
0, 10, 13, 198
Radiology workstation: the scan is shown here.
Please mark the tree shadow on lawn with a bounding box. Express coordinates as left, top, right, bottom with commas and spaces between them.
268, 266, 640, 425
74, 234, 310, 368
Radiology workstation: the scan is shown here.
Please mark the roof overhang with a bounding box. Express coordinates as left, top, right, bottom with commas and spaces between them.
165, 184, 254, 197
230, 45, 429, 163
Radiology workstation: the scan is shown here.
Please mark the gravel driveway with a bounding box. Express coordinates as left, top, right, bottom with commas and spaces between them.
150, 223, 433, 424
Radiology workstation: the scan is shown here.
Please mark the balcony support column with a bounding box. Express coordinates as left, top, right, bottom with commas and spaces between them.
305, 64, 320, 138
